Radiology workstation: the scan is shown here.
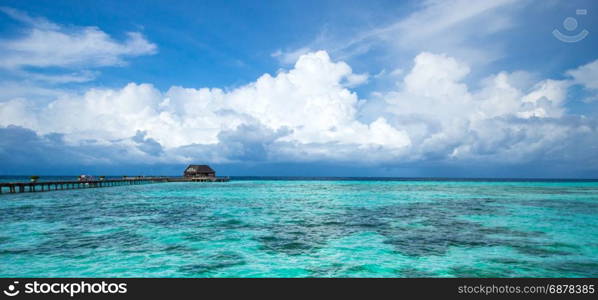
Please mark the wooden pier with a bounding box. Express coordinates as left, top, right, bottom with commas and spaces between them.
167, 177, 230, 183
0, 176, 230, 194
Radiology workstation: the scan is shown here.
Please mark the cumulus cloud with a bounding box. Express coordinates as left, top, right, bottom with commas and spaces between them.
0, 126, 165, 168
0, 51, 410, 165
379, 52, 589, 163
216, 123, 292, 161
567, 59, 598, 90
271, 47, 312, 65
566, 60, 598, 103
131, 130, 164, 157
1, 50, 597, 173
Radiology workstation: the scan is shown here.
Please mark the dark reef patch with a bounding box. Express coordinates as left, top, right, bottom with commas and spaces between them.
178, 252, 245, 275
548, 260, 598, 277
449, 265, 511, 277
253, 195, 571, 258
4, 228, 153, 256
395, 267, 437, 278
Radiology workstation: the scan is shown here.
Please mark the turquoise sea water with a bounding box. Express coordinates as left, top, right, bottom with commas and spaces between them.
1, 178, 597, 277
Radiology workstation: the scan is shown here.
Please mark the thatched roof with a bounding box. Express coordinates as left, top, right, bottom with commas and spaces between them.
184, 165, 215, 173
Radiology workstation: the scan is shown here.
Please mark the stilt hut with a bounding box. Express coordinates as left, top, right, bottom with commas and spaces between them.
183, 165, 216, 178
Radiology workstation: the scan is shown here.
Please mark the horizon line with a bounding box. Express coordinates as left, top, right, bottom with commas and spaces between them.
1, 175, 598, 182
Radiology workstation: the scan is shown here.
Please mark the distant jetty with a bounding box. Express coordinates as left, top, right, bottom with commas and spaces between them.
0, 164, 229, 194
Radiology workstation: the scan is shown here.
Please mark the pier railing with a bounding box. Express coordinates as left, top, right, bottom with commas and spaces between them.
0, 176, 230, 194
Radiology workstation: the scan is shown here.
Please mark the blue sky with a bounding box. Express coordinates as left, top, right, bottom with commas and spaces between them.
0, 0, 597, 177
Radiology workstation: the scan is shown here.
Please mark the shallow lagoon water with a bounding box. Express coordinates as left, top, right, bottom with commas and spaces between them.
1, 179, 597, 277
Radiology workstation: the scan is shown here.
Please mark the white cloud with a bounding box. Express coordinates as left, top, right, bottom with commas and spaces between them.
0, 81, 72, 102
567, 59, 598, 90
0, 7, 60, 30
0, 7, 156, 82
0, 51, 410, 163
0, 98, 38, 129
379, 52, 593, 163
281, 0, 524, 67
390, 0, 518, 45
21, 70, 98, 84
1, 50, 597, 168
0, 27, 156, 69
271, 47, 312, 65
343, 72, 369, 87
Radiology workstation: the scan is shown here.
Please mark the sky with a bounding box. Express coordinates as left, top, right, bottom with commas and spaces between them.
0, 0, 597, 177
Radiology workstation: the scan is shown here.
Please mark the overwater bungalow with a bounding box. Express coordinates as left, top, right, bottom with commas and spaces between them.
183, 165, 216, 178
